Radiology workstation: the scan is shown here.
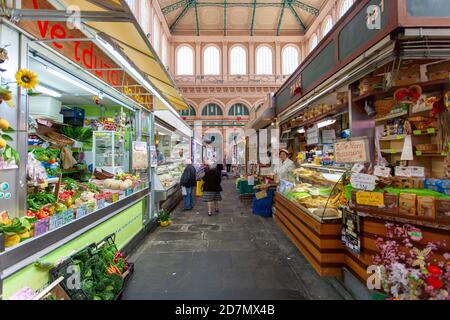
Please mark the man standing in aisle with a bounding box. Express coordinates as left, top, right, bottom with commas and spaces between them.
180, 159, 197, 211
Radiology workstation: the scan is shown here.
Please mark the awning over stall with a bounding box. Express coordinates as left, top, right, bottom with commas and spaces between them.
247, 107, 276, 131
13, 0, 188, 111
154, 109, 193, 139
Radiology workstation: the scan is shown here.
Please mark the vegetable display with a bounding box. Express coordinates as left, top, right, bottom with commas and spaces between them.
27, 193, 56, 212
60, 126, 93, 149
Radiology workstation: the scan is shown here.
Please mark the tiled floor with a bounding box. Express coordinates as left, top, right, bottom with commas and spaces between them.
122, 178, 349, 300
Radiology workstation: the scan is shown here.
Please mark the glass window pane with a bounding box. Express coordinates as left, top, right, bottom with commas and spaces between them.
153, 16, 160, 54
230, 46, 246, 75
282, 46, 299, 75
322, 16, 333, 36
256, 46, 273, 75
309, 34, 318, 53
204, 47, 220, 75
339, 0, 355, 18
177, 46, 194, 75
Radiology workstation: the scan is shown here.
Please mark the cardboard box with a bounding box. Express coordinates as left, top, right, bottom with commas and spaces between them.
399, 193, 417, 216
436, 199, 450, 222
417, 196, 436, 219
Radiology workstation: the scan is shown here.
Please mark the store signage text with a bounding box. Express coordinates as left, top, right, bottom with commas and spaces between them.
334, 140, 369, 163
356, 191, 384, 207
290, 76, 302, 97
350, 173, 377, 191
20, 0, 152, 109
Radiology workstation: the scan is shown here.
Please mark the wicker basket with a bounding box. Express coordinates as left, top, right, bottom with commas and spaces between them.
375, 99, 395, 116
416, 144, 437, 152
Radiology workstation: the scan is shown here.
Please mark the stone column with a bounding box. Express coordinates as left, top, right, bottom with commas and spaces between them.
222, 41, 228, 81
196, 41, 201, 76
249, 41, 255, 76
275, 41, 281, 79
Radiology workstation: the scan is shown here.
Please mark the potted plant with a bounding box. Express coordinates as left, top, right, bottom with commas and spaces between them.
158, 210, 171, 227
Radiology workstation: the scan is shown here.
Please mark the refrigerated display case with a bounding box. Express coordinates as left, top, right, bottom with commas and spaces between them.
92, 131, 126, 174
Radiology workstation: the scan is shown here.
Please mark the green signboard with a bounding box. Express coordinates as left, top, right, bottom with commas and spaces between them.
339, 0, 389, 61
407, 0, 450, 17
3, 201, 144, 299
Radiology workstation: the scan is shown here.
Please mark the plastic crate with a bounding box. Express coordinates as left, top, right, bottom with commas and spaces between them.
252, 190, 274, 217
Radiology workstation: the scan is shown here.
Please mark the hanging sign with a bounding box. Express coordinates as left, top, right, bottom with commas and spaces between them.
306, 124, 320, 145
356, 191, 384, 207
322, 130, 336, 144
341, 207, 360, 255
351, 163, 365, 173
150, 145, 158, 168
350, 173, 378, 191
132, 141, 149, 170
410, 166, 425, 178
290, 75, 302, 97
334, 139, 369, 163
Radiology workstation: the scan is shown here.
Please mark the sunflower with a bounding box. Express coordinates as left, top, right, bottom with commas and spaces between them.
15, 69, 39, 90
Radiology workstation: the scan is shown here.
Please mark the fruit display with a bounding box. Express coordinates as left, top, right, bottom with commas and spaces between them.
0, 119, 19, 170
1, 211, 35, 247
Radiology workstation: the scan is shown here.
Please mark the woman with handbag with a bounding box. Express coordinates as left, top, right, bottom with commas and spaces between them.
202, 162, 222, 216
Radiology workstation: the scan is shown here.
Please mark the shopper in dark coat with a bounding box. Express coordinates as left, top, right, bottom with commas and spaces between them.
180, 159, 197, 211
202, 162, 222, 216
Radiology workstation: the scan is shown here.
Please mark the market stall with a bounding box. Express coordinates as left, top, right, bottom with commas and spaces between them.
153, 110, 193, 213
273, 0, 450, 298
0, 0, 188, 300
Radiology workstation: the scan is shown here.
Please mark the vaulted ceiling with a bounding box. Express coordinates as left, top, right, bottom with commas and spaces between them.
158, 0, 327, 36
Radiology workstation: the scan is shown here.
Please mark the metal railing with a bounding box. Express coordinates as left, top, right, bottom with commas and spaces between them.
175, 74, 290, 85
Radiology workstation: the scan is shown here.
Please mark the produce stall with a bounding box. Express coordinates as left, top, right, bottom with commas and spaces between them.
273, 0, 450, 299
0, 0, 187, 300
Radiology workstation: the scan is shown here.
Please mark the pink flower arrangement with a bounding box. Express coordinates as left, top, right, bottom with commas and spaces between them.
373, 223, 450, 300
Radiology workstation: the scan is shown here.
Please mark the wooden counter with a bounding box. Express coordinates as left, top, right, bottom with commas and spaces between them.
273, 193, 345, 277
274, 193, 450, 282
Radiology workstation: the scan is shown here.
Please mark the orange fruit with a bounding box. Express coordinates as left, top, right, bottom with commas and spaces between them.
0, 118, 9, 131
0, 138, 6, 149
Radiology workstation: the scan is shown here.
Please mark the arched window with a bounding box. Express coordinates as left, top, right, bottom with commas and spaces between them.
230, 46, 247, 75
309, 34, 318, 53
202, 103, 223, 116
322, 16, 333, 37
203, 46, 220, 75
153, 16, 160, 54
139, 0, 150, 34
180, 105, 197, 117
161, 35, 168, 67
282, 46, 299, 75
256, 46, 273, 75
176, 46, 194, 75
228, 103, 250, 116
339, 0, 355, 19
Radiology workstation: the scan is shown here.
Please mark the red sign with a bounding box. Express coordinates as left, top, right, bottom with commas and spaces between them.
290, 76, 302, 97
19, 0, 152, 109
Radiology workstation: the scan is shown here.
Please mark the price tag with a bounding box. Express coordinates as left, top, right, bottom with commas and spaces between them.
125, 188, 133, 197
416, 150, 423, 156
410, 166, 425, 178
350, 173, 378, 191
395, 166, 412, 177
76, 205, 88, 219
112, 193, 119, 203
247, 175, 255, 186
97, 199, 106, 209
49, 213, 64, 231
62, 208, 74, 225
390, 149, 397, 154
413, 130, 422, 136
356, 191, 384, 207
34, 217, 50, 237
374, 165, 391, 178
427, 128, 436, 134
351, 163, 365, 173
86, 201, 96, 213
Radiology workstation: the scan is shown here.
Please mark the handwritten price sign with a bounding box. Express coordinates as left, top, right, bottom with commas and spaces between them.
334, 140, 369, 163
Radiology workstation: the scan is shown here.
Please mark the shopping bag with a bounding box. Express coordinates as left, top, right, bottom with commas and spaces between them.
181, 186, 187, 196
196, 180, 204, 196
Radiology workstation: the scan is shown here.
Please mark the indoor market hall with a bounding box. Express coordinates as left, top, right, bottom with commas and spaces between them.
1, 0, 450, 305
